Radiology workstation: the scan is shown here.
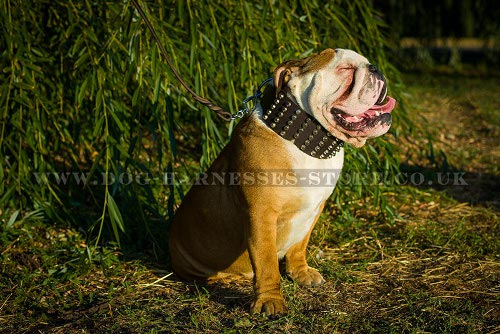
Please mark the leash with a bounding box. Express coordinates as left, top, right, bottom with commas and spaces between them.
131, 0, 248, 121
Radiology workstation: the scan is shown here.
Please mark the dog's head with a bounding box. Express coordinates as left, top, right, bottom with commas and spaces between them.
274, 48, 396, 147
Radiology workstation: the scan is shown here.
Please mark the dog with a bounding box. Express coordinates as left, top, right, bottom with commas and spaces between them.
169, 48, 396, 316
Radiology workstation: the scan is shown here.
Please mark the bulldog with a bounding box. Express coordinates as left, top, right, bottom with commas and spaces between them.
169, 48, 396, 316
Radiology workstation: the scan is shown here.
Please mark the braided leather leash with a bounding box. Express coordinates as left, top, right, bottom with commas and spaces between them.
131, 0, 235, 121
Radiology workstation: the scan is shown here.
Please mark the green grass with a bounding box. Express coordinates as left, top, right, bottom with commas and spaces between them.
1, 189, 497, 333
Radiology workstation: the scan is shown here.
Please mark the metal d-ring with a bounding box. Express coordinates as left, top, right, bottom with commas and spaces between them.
229, 78, 274, 120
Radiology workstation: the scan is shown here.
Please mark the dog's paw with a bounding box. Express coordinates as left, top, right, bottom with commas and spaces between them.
251, 295, 288, 317
288, 266, 325, 287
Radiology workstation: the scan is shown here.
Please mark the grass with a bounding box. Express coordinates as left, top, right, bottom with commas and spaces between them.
1, 71, 499, 333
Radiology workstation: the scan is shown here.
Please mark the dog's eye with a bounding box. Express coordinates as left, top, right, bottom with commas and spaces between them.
337, 66, 355, 74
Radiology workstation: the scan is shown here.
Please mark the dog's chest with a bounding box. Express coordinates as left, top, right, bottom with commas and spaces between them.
276, 144, 344, 258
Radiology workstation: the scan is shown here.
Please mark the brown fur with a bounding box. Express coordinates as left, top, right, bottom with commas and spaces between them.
169, 114, 326, 314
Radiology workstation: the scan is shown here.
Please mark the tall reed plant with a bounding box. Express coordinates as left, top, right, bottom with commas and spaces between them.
0, 0, 409, 256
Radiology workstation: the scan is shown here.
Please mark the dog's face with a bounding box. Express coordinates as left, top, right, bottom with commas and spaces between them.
274, 48, 396, 147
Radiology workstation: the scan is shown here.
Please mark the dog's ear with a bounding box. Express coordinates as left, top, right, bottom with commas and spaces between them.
273, 65, 291, 95
273, 60, 300, 96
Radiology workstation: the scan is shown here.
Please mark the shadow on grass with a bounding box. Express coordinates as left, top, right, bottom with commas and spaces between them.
400, 163, 500, 210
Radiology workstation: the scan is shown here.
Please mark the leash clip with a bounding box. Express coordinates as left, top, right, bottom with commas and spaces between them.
230, 78, 274, 120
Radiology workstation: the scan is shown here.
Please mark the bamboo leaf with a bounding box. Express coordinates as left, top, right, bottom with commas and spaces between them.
107, 192, 125, 245
7, 210, 20, 228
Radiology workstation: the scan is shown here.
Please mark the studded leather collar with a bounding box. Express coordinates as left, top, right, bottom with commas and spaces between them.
258, 84, 343, 159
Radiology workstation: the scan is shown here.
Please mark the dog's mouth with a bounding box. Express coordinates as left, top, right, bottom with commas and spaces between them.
332, 95, 396, 131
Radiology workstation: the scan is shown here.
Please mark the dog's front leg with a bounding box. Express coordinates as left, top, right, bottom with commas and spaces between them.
285, 207, 326, 287
247, 210, 287, 316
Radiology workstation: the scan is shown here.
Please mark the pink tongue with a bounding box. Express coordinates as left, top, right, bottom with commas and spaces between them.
369, 96, 396, 113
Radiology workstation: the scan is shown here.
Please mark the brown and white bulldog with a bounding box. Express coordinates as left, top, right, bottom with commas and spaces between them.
169, 48, 396, 316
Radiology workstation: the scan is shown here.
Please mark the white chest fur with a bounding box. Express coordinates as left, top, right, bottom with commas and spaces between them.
276, 141, 344, 258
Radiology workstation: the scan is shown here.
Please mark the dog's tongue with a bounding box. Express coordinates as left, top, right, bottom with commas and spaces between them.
369, 96, 396, 114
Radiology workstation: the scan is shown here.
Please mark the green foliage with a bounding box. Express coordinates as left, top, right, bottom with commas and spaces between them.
0, 0, 408, 253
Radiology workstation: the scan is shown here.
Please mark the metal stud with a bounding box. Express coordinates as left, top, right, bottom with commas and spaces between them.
311, 151, 316, 156
295, 109, 301, 114
323, 136, 328, 141
320, 154, 325, 158
315, 146, 320, 151
278, 112, 284, 117
291, 115, 297, 120
274, 117, 280, 123
267, 110, 272, 115
280, 131, 286, 136
300, 145, 306, 150
263, 115, 268, 120
308, 135, 314, 140
319, 141, 324, 146
286, 102, 292, 107
294, 133, 299, 139
316, 125, 322, 130
298, 128, 304, 133
313, 129, 318, 135
279, 93, 285, 99
271, 123, 276, 128
274, 99, 280, 104
283, 125, 289, 131
271, 104, 276, 109
305, 140, 310, 146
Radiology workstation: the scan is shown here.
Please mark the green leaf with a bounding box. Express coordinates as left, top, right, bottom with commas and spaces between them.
7, 210, 20, 228
107, 192, 125, 245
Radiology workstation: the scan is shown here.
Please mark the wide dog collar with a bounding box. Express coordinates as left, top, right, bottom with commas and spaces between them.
258, 83, 343, 159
